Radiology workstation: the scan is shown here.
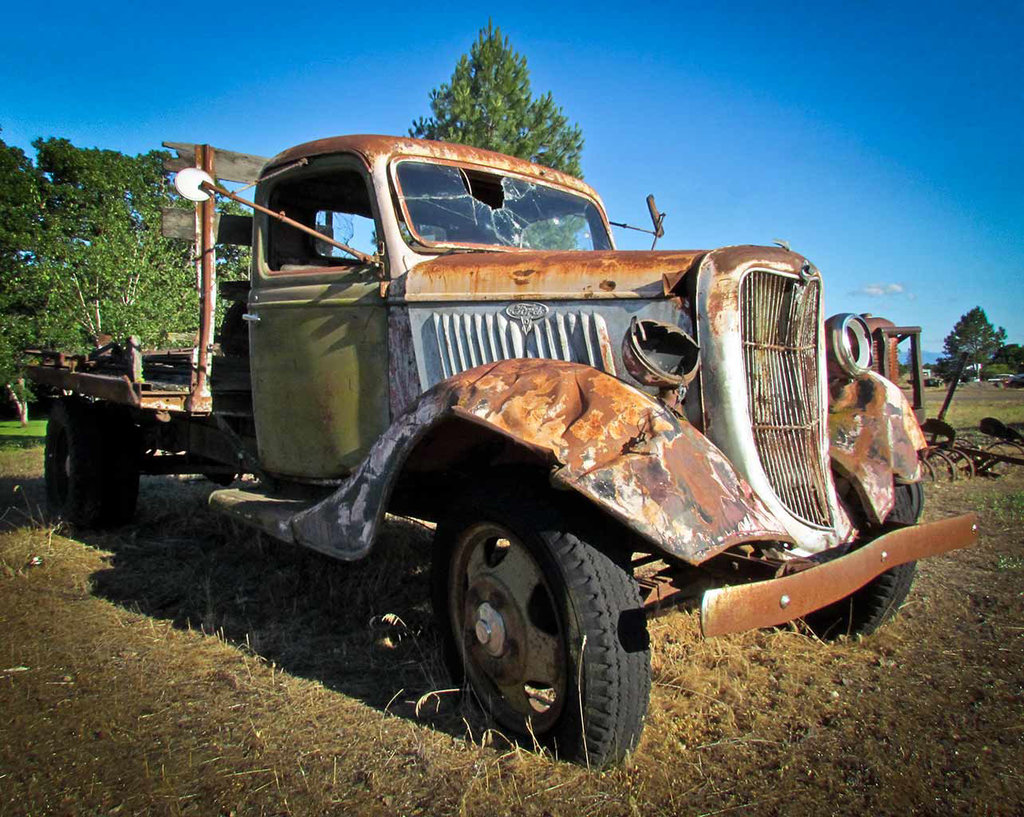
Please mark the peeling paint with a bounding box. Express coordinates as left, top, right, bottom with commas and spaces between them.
829, 371, 925, 524
290, 358, 792, 563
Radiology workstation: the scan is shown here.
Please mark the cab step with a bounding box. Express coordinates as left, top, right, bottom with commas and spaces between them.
208, 486, 315, 543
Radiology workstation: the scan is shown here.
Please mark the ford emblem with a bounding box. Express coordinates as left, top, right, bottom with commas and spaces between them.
505, 302, 549, 334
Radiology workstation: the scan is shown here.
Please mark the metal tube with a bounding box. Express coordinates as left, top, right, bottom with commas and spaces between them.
936, 352, 969, 424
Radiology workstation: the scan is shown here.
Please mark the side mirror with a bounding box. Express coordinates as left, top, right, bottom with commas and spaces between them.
646, 195, 665, 239
174, 167, 215, 202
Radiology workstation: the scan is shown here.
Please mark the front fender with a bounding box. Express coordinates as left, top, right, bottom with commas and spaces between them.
291, 359, 791, 563
829, 370, 926, 525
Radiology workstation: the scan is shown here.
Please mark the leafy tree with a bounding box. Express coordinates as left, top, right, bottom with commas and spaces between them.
0, 130, 44, 422
934, 307, 1007, 382
991, 343, 1024, 373
0, 134, 227, 420
411, 22, 584, 177
30, 138, 197, 347
981, 363, 1012, 379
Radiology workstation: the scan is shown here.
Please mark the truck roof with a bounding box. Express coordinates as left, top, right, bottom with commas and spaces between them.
265, 134, 599, 200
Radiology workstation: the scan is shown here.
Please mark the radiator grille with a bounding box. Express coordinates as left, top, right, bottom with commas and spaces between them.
740, 270, 832, 527
431, 310, 616, 378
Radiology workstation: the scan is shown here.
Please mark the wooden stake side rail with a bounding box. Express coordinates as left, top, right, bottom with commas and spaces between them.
25, 352, 203, 415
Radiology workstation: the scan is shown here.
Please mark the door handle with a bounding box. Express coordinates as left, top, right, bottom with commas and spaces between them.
242, 313, 261, 323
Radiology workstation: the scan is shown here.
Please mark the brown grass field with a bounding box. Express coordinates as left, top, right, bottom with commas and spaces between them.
1, 385, 1022, 816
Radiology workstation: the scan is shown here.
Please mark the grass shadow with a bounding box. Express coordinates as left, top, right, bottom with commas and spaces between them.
77, 475, 487, 741
0, 451, 47, 532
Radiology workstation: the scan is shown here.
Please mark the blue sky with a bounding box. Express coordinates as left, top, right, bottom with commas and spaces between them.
2, 0, 1021, 353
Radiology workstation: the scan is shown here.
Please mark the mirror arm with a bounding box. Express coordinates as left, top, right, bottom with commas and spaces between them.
610, 194, 667, 250
199, 180, 377, 266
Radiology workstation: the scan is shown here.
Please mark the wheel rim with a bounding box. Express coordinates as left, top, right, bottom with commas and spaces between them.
449, 522, 568, 733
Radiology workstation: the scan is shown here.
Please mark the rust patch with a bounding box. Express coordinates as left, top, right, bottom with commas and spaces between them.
290, 359, 792, 563
701, 512, 978, 637
829, 371, 925, 524
262, 134, 597, 198
401, 250, 707, 302
698, 246, 816, 338
511, 268, 536, 286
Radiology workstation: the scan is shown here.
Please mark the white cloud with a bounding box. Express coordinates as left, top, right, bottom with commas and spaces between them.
850, 282, 908, 298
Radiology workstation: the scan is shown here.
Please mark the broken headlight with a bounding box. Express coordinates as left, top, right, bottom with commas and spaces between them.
824, 313, 872, 379
622, 317, 700, 389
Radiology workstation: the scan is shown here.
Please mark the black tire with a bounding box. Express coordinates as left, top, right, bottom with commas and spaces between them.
45, 400, 139, 528
433, 482, 651, 768
804, 482, 924, 639
98, 404, 141, 525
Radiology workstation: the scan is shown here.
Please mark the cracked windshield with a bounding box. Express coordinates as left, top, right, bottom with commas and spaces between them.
395, 161, 612, 251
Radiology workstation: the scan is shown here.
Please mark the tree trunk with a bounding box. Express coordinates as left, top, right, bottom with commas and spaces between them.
6, 379, 29, 426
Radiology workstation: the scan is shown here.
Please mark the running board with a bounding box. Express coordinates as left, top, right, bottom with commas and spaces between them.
208, 486, 313, 543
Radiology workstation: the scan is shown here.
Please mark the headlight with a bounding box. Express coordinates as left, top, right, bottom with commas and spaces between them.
622, 317, 700, 389
824, 313, 872, 379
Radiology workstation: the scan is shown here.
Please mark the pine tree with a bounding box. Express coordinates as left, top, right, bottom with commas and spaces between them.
935, 306, 1007, 381
411, 22, 584, 177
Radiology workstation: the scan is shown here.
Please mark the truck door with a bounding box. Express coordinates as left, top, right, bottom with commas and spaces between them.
247, 154, 388, 479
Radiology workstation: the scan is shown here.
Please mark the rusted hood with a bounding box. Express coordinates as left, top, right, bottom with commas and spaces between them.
396, 249, 707, 302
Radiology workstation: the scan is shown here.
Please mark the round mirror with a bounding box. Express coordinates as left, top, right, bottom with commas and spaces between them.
174, 167, 215, 202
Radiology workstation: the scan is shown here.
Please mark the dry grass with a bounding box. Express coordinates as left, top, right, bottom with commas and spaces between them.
1, 433, 1023, 816
920, 382, 1024, 434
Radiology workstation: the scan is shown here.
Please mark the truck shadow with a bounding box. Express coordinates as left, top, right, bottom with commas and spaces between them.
78, 475, 488, 743
0, 475, 48, 531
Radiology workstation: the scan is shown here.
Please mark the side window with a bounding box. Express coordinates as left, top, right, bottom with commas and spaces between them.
266, 166, 376, 271
313, 210, 377, 260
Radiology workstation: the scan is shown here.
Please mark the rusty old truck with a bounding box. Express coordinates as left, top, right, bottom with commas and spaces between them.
27, 135, 978, 767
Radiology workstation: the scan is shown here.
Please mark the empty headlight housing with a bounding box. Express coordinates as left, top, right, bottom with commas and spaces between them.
622, 317, 700, 389
824, 313, 872, 379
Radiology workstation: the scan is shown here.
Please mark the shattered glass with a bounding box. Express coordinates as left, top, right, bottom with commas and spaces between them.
395, 162, 612, 251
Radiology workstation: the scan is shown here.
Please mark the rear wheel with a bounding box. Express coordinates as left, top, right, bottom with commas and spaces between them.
433, 484, 651, 767
98, 405, 141, 525
805, 482, 923, 639
45, 400, 139, 528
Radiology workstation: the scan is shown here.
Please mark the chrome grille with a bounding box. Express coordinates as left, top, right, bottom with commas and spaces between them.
740, 270, 832, 527
431, 310, 617, 378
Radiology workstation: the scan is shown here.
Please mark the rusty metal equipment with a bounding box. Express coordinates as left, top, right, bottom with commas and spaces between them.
865, 336, 1024, 482
919, 416, 1024, 481
915, 354, 1024, 480
863, 317, 925, 421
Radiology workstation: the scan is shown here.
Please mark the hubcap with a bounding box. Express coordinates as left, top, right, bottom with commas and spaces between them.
474, 601, 507, 656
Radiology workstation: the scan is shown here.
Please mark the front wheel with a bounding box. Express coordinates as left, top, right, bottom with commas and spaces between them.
433, 484, 651, 767
805, 481, 923, 638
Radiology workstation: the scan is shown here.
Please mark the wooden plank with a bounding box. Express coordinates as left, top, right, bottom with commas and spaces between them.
212, 148, 269, 184
160, 207, 195, 240
162, 142, 269, 184
161, 208, 252, 246
26, 367, 140, 407
162, 142, 196, 174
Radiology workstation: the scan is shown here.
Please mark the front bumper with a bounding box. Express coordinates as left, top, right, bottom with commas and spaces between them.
700, 513, 979, 637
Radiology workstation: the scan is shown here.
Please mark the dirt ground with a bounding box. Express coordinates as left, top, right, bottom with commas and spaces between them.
1, 386, 1022, 816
